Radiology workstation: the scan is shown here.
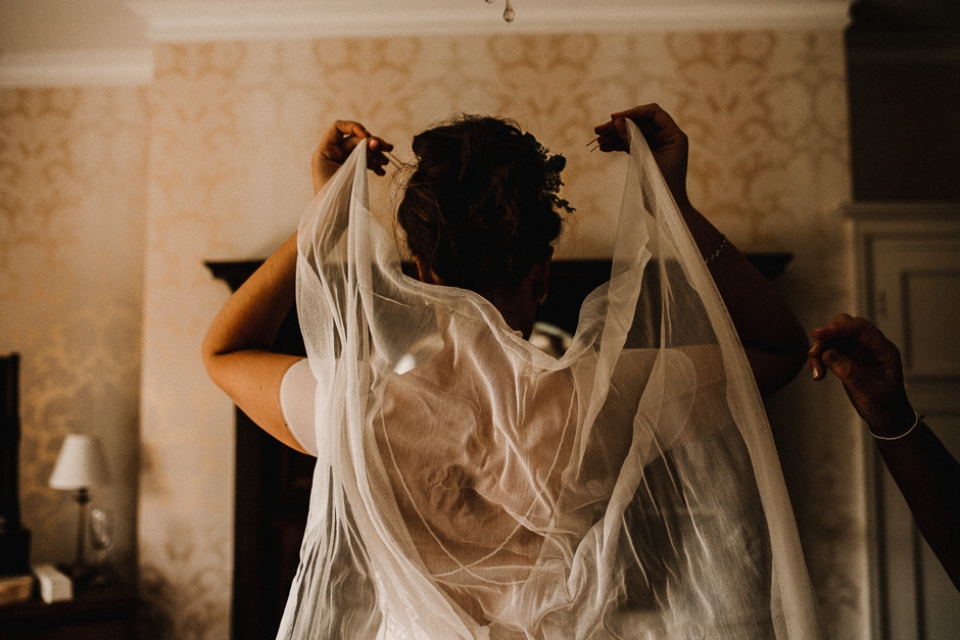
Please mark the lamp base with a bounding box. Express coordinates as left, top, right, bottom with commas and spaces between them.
64, 487, 91, 587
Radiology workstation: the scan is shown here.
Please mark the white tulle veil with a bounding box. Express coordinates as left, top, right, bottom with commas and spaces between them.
278, 121, 823, 639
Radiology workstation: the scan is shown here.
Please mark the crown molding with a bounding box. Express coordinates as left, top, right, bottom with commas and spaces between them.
130, 1, 851, 42
0, 2, 850, 87
0, 49, 153, 88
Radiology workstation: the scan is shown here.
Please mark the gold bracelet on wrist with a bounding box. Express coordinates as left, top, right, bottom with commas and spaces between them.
869, 410, 923, 441
705, 234, 728, 265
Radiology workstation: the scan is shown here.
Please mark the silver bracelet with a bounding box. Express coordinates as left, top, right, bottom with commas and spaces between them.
869, 410, 923, 441
705, 234, 728, 265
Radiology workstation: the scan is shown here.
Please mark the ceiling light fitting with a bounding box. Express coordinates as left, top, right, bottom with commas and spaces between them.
486, 0, 516, 23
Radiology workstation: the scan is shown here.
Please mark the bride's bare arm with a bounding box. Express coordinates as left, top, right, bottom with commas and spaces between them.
202, 233, 307, 451
202, 120, 393, 451
595, 104, 807, 399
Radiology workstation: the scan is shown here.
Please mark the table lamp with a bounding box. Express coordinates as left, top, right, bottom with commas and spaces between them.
48, 434, 109, 582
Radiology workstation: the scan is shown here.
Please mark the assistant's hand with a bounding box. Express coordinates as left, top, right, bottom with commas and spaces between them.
810, 313, 915, 436
594, 104, 690, 207
312, 120, 394, 194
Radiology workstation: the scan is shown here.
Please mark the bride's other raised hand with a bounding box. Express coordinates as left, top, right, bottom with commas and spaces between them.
594, 104, 690, 208
312, 120, 394, 194
597, 103, 808, 398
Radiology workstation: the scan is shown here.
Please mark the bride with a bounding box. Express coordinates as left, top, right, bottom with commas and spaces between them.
202, 104, 821, 639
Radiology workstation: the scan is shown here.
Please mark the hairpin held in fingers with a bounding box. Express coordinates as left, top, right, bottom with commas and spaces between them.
385, 151, 403, 169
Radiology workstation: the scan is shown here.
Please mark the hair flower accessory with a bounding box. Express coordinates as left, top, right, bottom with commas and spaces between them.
521, 132, 576, 213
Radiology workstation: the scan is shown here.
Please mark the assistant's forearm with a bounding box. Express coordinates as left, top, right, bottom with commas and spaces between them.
879, 422, 960, 590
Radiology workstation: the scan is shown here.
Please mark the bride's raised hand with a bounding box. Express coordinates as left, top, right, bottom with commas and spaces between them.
312, 120, 394, 194
594, 104, 690, 208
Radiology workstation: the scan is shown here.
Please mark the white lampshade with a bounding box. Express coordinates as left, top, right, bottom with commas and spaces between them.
49, 434, 110, 490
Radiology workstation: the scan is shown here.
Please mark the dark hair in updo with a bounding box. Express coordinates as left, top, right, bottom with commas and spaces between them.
397, 115, 565, 294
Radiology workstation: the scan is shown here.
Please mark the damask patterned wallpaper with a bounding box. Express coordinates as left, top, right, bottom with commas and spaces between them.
3, 27, 861, 640
0, 87, 148, 581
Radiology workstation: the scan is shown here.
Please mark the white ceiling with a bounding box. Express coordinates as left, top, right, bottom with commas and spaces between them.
0, 1, 145, 51
0, 0, 852, 86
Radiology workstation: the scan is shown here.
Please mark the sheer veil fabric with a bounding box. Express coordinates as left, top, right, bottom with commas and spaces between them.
279, 121, 823, 640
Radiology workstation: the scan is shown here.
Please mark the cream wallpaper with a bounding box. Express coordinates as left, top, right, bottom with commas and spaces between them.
4, 28, 861, 640
0, 86, 148, 581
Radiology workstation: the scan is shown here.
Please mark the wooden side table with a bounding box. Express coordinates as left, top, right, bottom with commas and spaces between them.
0, 588, 137, 640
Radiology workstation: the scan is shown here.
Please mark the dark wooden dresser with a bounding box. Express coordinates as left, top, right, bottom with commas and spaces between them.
0, 589, 137, 640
